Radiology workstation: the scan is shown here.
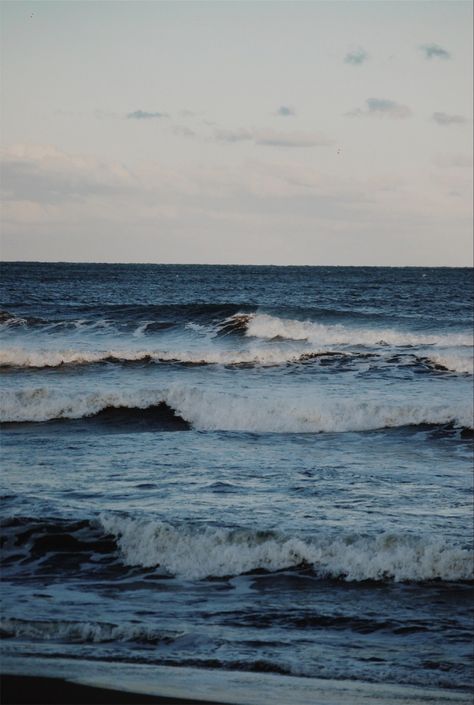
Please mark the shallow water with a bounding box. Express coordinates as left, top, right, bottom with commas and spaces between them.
1, 263, 473, 694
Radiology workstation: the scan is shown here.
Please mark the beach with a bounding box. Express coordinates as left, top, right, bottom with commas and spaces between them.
1, 675, 224, 705
2, 658, 472, 705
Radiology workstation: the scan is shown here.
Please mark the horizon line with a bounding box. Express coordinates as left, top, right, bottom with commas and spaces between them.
1, 260, 472, 269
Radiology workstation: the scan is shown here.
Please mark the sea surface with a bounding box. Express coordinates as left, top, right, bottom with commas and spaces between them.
1, 263, 473, 700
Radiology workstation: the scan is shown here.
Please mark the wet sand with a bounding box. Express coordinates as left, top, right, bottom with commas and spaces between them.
1, 675, 228, 705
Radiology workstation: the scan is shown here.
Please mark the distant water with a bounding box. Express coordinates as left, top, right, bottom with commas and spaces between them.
1, 263, 473, 694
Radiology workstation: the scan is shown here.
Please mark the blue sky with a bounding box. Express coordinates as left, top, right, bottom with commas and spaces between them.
1, 1, 472, 265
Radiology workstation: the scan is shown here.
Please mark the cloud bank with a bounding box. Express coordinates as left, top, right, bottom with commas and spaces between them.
2, 142, 471, 266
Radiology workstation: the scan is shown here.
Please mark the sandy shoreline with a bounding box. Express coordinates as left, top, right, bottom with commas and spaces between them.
1, 657, 471, 705
1, 675, 228, 705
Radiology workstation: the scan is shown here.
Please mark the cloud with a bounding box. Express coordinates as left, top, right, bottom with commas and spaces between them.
432, 112, 467, 126
127, 110, 168, 120
172, 125, 197, 138
348, 98, 412, 119
255, 129, 331, 148
2, 142, 471, 266
344, 48, 368, 65
0, 144, 135, 204
214, 128, 254, 143
420, 44, 451, 60
213, 127, 331, 148
276, 106, 295, 117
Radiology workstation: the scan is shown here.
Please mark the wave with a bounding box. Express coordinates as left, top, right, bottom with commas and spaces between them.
3, 515, 472, 583
423, 353, 474, 375
100, 515, 474, 582
241, 313, 473, 348
0, 347, 162, 368
0, 304, 252, 332
1, 345, 471, 377
0, 345, 366, 370
1, 384, 472, 433
0, 345, 333, 369
0, 310, 47, 328
0, 618, 180, 645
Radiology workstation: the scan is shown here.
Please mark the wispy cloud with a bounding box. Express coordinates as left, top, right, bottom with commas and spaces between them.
432, 112, 467, 126
214, 128, 254, 143
95, 109, 122, 120
3, 142, 471, 266
348, 98, 411, 119
127, 110, 168, 120
420, 44, 451, 60
344, 48, 368, 65
213, 127, 331, 148
172, 125, 197, 138
255, 129, 331, 148
1, 144, 134, 204
276, 106, 296, 117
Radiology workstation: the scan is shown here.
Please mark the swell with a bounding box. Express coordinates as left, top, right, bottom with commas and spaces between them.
1, 385, 472, 433
0, 304, 255, 332
2, 516, 473, 584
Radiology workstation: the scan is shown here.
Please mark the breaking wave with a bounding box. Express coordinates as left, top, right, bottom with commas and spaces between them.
0, 618, 181, 644
2, 515, 472, 583
242, 313, 473, 348
1, 345, 471, 376
0, 345, 333, 369
1, 384, 472, 432
100, 515, 474, 583
424, 352, 474, 375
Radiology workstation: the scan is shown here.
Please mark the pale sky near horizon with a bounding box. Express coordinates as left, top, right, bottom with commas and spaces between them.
1, 0, 472, 266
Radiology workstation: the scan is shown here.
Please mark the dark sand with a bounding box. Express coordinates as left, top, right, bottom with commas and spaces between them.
1, 675, 229, 705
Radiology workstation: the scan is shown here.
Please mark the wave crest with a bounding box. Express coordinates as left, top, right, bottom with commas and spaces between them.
100, 515, 474, 582
0, 346, 328, 369
243, 313, 473, 348
1, 385, 472, 432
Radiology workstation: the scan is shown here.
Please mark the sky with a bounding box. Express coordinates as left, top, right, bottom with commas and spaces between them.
1, 0, 472, 266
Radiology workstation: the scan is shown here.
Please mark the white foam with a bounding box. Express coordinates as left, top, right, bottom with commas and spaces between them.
1, 618, 180, 644
0, 345, 325, 369
166, 385, 474, 432
1, 384, 472, 431
245, 313, 474, 348
427, 352, 474, 375
99, 515, 474, 582
0, 348, 116, 368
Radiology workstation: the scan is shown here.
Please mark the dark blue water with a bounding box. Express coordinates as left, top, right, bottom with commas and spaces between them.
1, 263, 473, 698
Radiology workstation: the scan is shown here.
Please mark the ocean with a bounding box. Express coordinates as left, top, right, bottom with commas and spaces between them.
1, 262, 473, 703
